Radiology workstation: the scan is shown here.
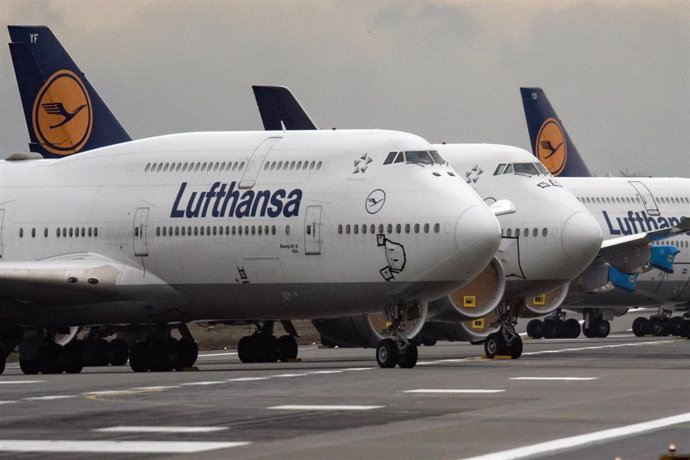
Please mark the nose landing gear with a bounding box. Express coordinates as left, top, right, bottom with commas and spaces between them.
375, 304, 419, 369
483, 303, 523, 359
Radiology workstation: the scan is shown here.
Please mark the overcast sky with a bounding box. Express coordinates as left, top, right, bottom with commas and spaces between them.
1, 0, 688, 177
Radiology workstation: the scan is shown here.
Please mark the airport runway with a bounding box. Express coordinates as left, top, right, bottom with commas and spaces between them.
0, 313, 688, 459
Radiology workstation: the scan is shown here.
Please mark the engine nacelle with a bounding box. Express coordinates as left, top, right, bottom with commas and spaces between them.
603, 244, 652, 274
516, 283, 569, 318
426, 257, 506, 322
313, 301, 427, 348
421, 310, 501, 342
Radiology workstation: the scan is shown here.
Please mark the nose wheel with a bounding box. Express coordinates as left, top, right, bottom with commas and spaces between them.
375, 305, 419, 368
483, 303, 523, 359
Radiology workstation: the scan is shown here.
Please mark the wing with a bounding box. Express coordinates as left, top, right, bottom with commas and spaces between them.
0, 253, 173, 306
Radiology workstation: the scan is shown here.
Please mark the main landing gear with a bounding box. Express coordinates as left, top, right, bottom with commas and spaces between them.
483, 303, 523, 359
375, 305, 418, 368
632, 309, 690, 337
237, 321, 299, 363
581, 309, 610, 338
526, 310, 581, 339
129, 324, 199, 372
16, 328, 87, 375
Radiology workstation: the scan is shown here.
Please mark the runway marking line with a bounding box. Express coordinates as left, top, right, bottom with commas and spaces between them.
521, 339, 675, 356
95, 426, 228, 433
404, 389, 505, 394
461, 411, 690, 460
268, 405, 384, 411
24, 395, 79, 401
510, 377, 598, 381
0, 380, 45, 384
0, 401, 18, 405
269, 373, 310, 378
180, 380, 226, 386
225, 377, 271, 382
0, 440, 249, 453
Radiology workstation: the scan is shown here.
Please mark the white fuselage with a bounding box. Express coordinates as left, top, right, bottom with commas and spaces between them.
436, 144, 602, 300
0, 129, 502, 326
559, 177, 690, 308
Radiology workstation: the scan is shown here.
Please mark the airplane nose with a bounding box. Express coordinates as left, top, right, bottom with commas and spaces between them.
455, 205, 502, 269
561, 211, 602, 265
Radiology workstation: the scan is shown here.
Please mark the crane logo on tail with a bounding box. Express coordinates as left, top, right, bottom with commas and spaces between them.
32, 70, 93, 155
535, 117, 567, 176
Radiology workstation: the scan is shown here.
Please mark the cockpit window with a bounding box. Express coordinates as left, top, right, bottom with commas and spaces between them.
495, 162, 552, 177
494, 163, 507, 175
513, 163, 540, 176
383, 150, 446, 166
383, 152, 397, 165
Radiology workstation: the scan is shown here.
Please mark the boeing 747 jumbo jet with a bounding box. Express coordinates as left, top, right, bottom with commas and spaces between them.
521, 87, 690, 338
251, 86, 615, 359
0, 26, 504, 375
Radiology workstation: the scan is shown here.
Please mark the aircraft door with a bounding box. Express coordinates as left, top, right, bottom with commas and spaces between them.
0, 209, 4, 258
133, 207, 150, 257
629, 181, 660, 216
239, 136, 281, 189
304, 206, 322, 255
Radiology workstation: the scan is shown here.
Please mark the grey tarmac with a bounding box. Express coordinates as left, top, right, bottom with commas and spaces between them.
0, 311, 688, 460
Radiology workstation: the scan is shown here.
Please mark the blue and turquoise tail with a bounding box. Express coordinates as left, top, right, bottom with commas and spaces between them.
252, 85, 318, 130
520, 87, 592, 177
8, 25, 130, 158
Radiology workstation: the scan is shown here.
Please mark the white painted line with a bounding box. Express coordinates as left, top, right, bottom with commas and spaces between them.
461, 411, 690, 460
0, 440, 249, 453
82, 390, 135, 396
95, 426, 228, 434
226, 377, 270, 382
24, 395, 79, 401
521, 340, 675, 356
308, 370, 344, 375
180, 381, 226, 386
269, 373, 309, 378
268, 405, 383, 411
0, 381, 44, 384
342, 367, 373, 371
404, 389, 506, 394
510, 377, 598, 381
130, 386, 180, 391
0, 401, 18, 405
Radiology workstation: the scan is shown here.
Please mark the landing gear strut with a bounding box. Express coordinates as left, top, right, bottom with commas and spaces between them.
128, 323, 199, 372
237, 321, 299, 363
483, 303, 523, 359
632, 308, 689, 337
375, 305, 418, 368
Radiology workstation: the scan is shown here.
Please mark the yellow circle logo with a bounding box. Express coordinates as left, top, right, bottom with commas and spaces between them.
32, 70, 93, 155
535, 117, 567, 175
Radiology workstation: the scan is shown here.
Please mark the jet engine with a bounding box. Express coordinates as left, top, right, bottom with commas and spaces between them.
515, 283, 569, 318
421, 310, 501, 342
425, 257, 506, 322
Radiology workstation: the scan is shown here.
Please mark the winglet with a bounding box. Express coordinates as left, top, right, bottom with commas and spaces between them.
8, 25, 130, 158
520, 87, 592, 177
252, 85, 318, 130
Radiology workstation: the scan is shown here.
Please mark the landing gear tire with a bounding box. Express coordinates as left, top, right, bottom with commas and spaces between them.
680, 320, 690, 338
174, 339, 199, 368
148, 338, 175, 372
20, 359, 39, 375
277, 335, 298, 362
596, 320, 610, 338
526, 320, 543, 339
420, 336, 438, 347
0, 355, 4, 375
85, 339, 110, 367
669, 317, 684, 336
108, 339, 130, 366
542, 319, 561, 339
129, 342, 149, 372
632, 317, 648, 337
509, 335, 523, 359
649, 317, 668, 336
64, 341, 85, 374
582, 323, 597, 338
237, 336, 255, 363
484, 333, 506, 359
563, 319, 581, 338
376, 339, 399, 368
398, 343, 418, 368
37, 343, 64, 374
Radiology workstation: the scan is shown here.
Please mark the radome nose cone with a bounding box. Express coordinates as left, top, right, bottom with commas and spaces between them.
455, 205, 502, 267
561, 211, 603, 264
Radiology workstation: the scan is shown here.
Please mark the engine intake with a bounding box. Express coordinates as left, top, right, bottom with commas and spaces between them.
517, 283, 569, 317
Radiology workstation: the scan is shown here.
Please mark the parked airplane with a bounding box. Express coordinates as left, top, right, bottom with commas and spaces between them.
250, 86, 626, 359
0, 26, 504, 375
521, 87, 690, 338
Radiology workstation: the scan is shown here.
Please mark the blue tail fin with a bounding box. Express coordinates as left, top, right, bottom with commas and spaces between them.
520, 87, 592, 177
252, 86, 318, 130
8, 25, 130, 158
